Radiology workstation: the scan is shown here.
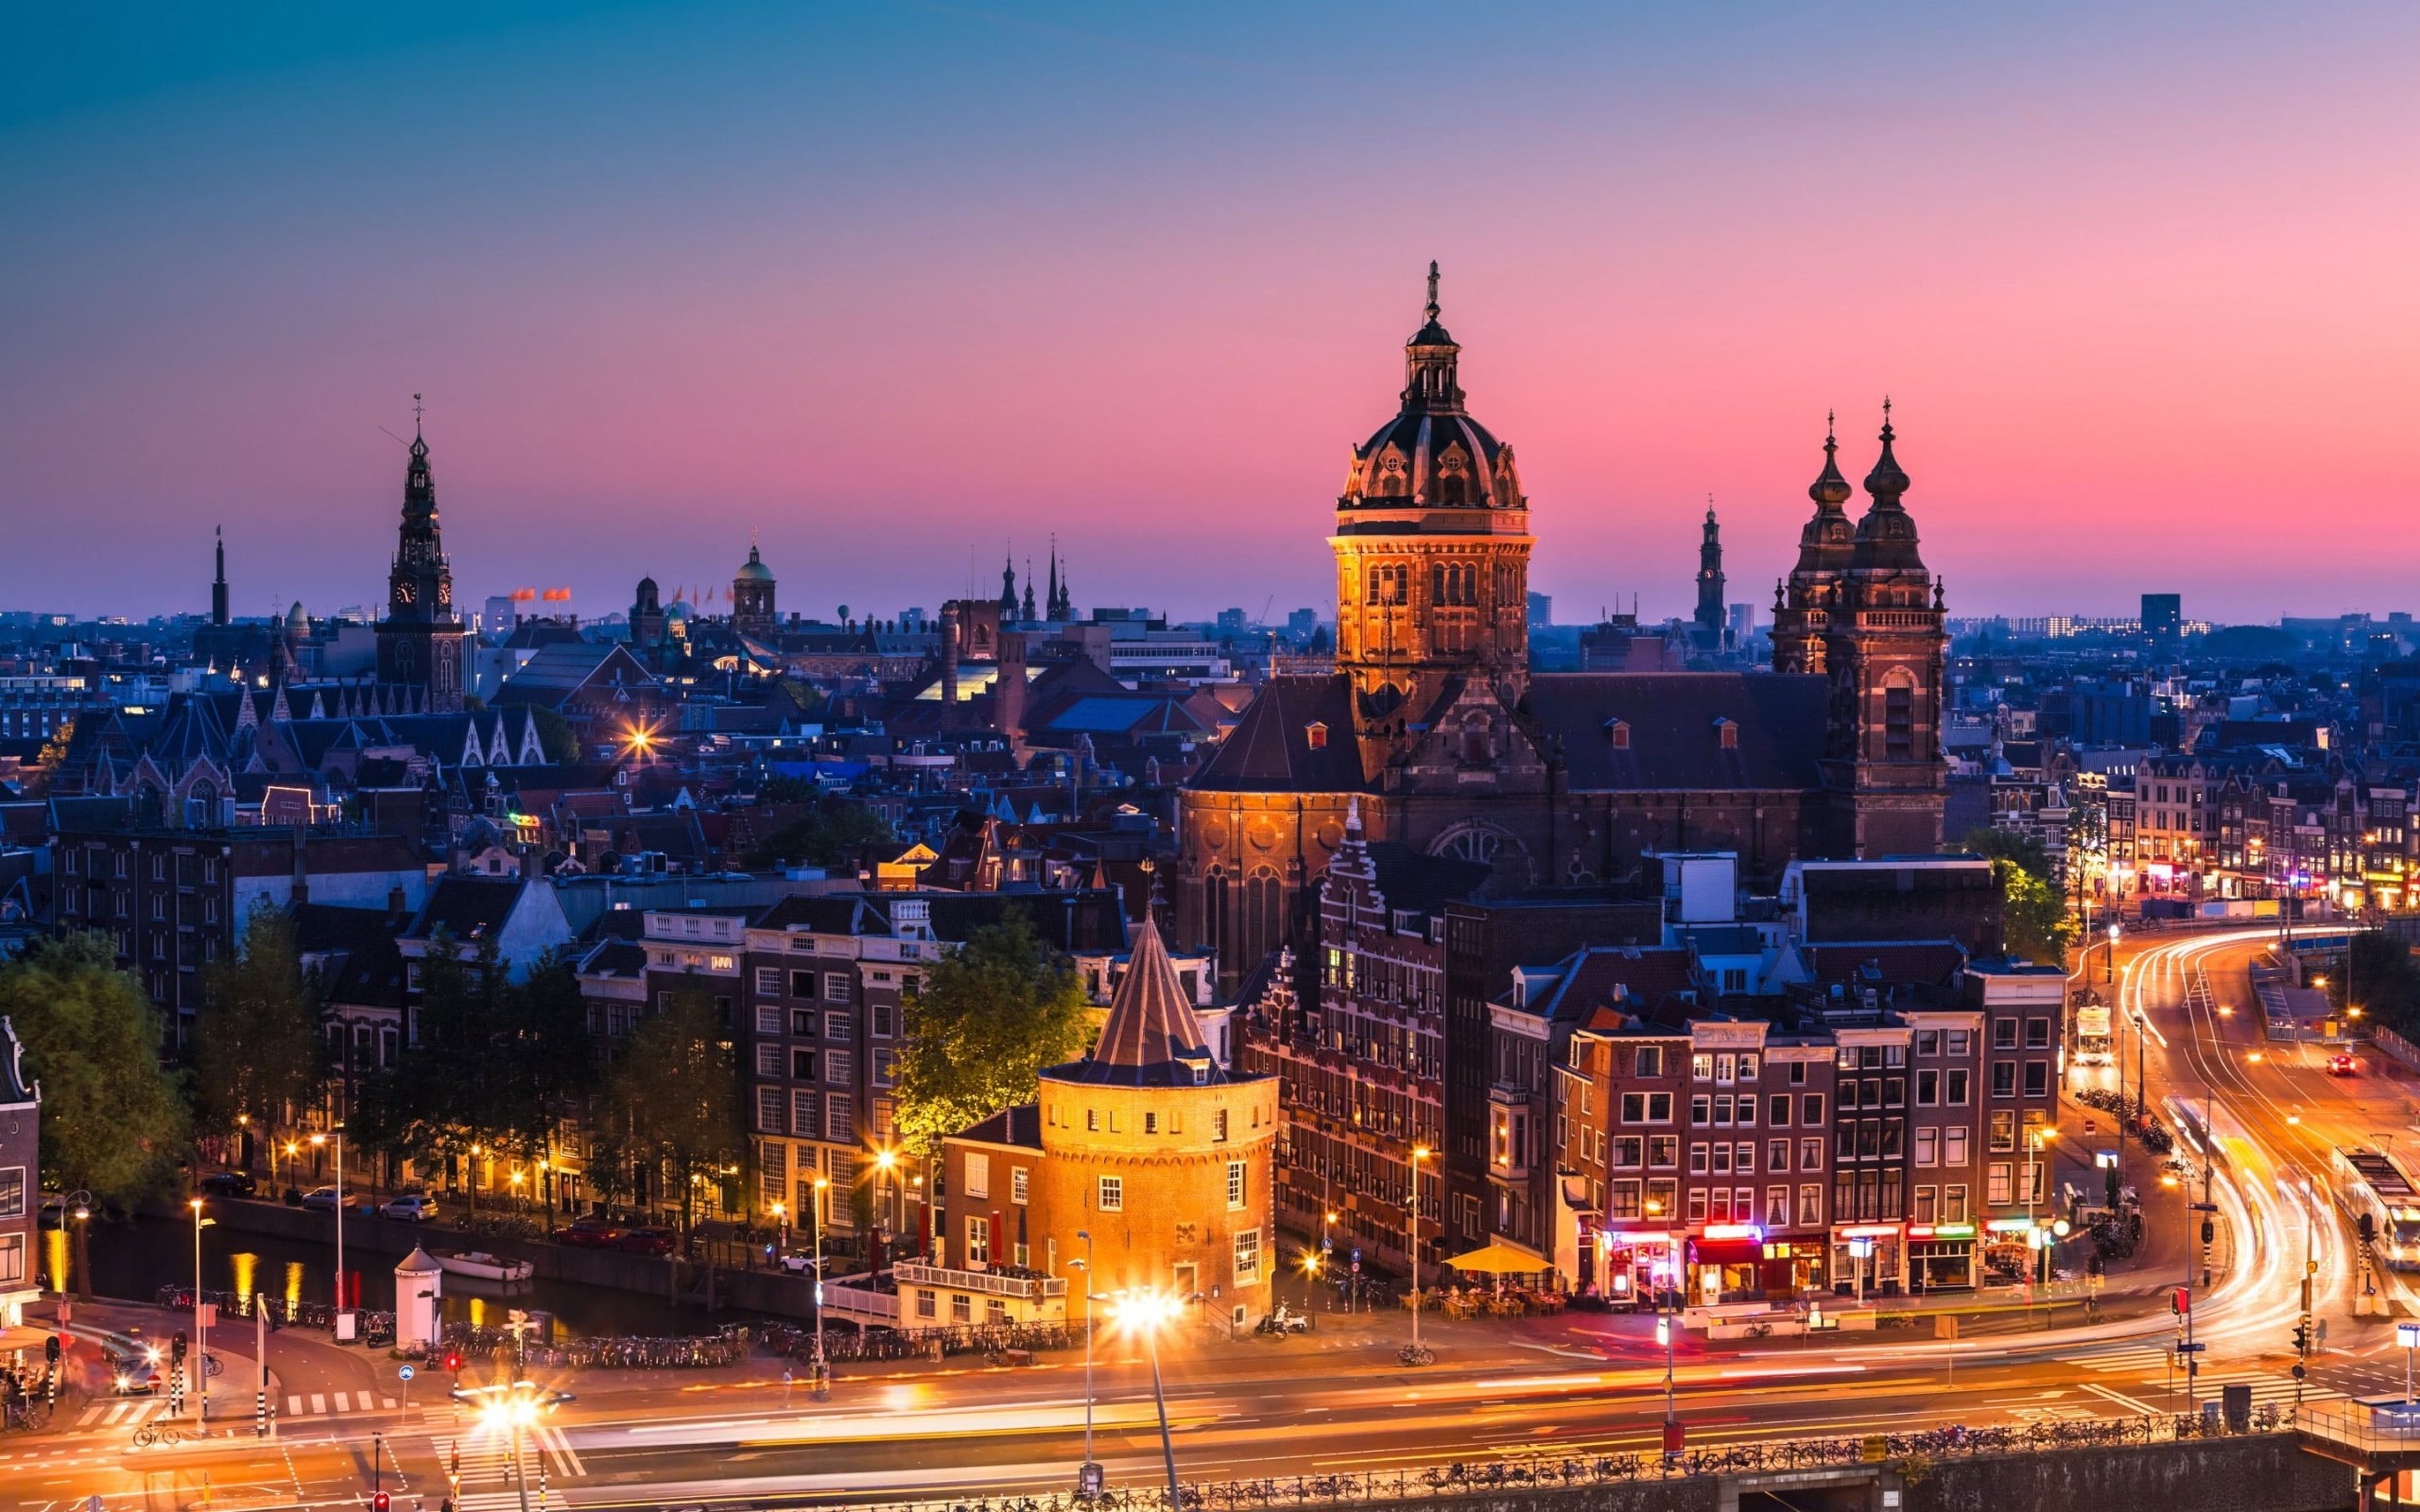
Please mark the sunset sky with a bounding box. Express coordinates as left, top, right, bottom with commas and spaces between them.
4, 2, 2414, 626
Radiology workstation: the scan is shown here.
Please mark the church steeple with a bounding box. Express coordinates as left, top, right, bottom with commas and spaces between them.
1772, 413, 1858, 675
211, 525, 229, 627
1695, 498, 1726, 641
1020, 559, 1037, 622
1045, 540, 1062, 623
376, 396, 467, 713
999, 552, 1019, 620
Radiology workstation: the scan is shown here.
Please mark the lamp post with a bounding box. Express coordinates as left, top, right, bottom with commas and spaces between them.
189, 1197, 215, 1425
874, 1148, 900, 1279
1405, 1145, 1431, 1365
2026, 1129, 2059, 1288
311, 1128, 350, 1332
2105, 920, 2118, 984
2399, 1321, 2420, 1404
1074, 1230, 1100, 1501
66, 1189, 92, 1304
810, 1175, 830, 1395
1115, 1293, 1185, 1508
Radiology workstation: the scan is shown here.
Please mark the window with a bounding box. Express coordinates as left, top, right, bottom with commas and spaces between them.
754, 1043, 784, 1077
790, 1089, 819, 1136
826, 1050, 855, 1085
1991, 1062, 2016, 1097
1988, 1110, 2016, 1152
824, 971, 851, 1002
1944, 1128, 1969, 1167
754, 1005, 784, 1036
1986, 1163, 2014, 1206
1689, 1143, 1710, 1175
916, 1289, 937, 1319
1686, 1188, 1708, 1223
1800, 1093, 1824, 1125
1612, 1136, 1643, 1169
1944, 1184, 1970, 1222
1992, 1019, 2017, 1049
1799, 1136, 1822, 1170
951, 1293, 972, 1323
1214, 1108, 1230, 1143
2024, 1061, 2050, 1098
1915, 1029, 1940, 1056
1945, 1069, 1970, 1106
1768, 1093, 1790, 1126
873, 1002, 895, 1038
1649, 1136, 1678, 1168
1011, 1167, 1029, 1205
1913, 1185, 1937, 1224
826, 1010, 854, 1040
1690, 1094, 1711, 1126
1634, 1046, 1664, 1077
755, 1088, 784, 1133
791, 1048, 818, 1080
754, 967, 783, 996
1914, 1127, 1938, 1167
1086, 1108, 1099, 1132
0, 1233, 20, 1285
1227, 1160, 1248, 1211
1646, 1177, 1678, 1217
824, 1094, 855, 1141
1621, 1091, 1674, 1124
1691, 1053, 1714, 1081
1611, 1179, 1641, 1219
1915, 1069, 1938, 1106
1768, 1139, 1789, 1173
1945, 1029, 1971, 1057
1797, 1185, 1822, 1227
1735, 1141, 1755, 1174
1098, 1176, 1123, 1211
964, 1153, 991, 1200
873, 1048, 894, 1088
2025, 1018, 2051, 1049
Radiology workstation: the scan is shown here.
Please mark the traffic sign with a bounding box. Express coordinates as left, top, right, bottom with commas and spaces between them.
2176, 1342, 2206, 1353
398, 1366, 415, 1382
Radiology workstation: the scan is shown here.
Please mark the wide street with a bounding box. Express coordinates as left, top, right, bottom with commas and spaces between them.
9, 923, 2418, 1512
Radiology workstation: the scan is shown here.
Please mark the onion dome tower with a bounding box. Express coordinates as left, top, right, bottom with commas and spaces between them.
1772, 415, 1858, 674
732, 539, 777, 637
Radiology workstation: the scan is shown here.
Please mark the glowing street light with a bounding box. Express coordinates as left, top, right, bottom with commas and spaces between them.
1109, 1291, 1186, 1506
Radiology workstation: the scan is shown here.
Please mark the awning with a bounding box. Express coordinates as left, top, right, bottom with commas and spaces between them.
1688, 1239, 1765, 1265
0, 1325, 61, 1353
1443, 1241, 1550, 1274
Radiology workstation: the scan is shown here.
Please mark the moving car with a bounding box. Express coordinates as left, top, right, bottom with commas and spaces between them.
2327, 1053, 2359, 1076
611, 1226, 677, 1256
198, 1171, 258, 1197
551, 1219, 621, 1249
300, 1186, 361, 1211
383, 1192, 439, 1222
110, 1348, 164, 1396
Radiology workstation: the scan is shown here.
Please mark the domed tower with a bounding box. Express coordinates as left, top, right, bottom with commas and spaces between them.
1772, 416, 1857, 675
1821, 402, 1948, 855
732, 541, 777, 637
1331, 263, 1533, 769
630, 576, 667, 651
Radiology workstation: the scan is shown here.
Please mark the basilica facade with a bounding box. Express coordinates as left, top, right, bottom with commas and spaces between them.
1176, 268, 1947, 988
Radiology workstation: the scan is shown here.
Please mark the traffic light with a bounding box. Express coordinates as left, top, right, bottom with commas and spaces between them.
2292, 1321, 2311, 1355
443, 1350, 463, 1373
2170, 1287, 2190, 1316
44, 1335, 60, 1365
2360, 1211, 2379, 1244
172, 1332, 189, 1363
372, 1493, 391, 1512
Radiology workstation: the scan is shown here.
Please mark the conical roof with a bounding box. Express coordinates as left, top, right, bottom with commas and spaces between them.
397, 1245, 441, 1275
1046, 913, 1222, 1088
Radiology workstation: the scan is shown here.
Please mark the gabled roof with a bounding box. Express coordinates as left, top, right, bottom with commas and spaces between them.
1046, 913, 1220, 1088
1188, 674, 1367, 793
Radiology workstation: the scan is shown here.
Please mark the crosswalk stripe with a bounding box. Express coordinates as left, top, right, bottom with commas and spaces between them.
310, 1393, 326, 1414
76, 1404, 103, 1427
286, 1395, 303, 1415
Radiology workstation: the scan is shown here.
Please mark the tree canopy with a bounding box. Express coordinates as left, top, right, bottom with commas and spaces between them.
1961, 826, 2052, 884
893, 911, 1094, 1157
0, 933, 188, 1200
587, 987, 746, 1228
195, 902, 325, 1134
1993, 858, 2077, 969
749, 800, 895, 869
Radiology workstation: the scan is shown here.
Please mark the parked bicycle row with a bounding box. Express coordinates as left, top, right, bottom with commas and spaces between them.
152, 1286, 396, 1344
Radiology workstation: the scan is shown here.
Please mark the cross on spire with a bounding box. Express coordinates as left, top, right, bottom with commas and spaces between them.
412, 392, 424, 436
1425, 260, 1441, 323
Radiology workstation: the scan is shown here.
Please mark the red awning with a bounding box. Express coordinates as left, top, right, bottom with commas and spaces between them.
1689, 1239, 1763, 1264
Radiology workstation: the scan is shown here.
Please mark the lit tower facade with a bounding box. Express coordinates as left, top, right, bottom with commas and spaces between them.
1772, 417, 1856, 675
1820, 404, 1948, 855
1329, 263, 1533, 774
374, 409, 469, 713
1694, 503, 1726, 644
732, 541, 777, 637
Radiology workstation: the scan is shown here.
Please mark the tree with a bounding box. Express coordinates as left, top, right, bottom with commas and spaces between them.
588, 988, 746, 1230
528, 705, 579, 765
749, 800, 895, 869
1994, 858, 2077, 969
1962, 826, 2052, 884
0, 933, 188, 1200
893, 912, 1093, 1158
195, 902, 325, 1142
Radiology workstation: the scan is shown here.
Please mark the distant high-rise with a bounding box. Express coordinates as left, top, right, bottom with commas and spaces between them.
1527, 590, 1553, 628
2142, 593, 2182, 656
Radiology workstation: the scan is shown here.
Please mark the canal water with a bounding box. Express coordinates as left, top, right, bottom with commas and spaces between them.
56, 1216, 754, 1338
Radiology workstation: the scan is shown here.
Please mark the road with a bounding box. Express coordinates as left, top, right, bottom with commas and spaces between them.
9, 924, 2417, 1511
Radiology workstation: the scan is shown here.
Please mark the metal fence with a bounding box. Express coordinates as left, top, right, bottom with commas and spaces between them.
787, 1412, 2291, 1512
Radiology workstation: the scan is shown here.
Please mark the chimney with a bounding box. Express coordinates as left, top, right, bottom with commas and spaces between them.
940, 601, 961, 708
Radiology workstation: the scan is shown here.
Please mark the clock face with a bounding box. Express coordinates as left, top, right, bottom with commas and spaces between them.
396, 580, 417, 605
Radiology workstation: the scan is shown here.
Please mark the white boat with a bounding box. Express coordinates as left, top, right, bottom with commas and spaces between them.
438, 1250, 535, 1283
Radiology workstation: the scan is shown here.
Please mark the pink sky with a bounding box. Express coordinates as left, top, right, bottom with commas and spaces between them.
3, 3, 2415, 625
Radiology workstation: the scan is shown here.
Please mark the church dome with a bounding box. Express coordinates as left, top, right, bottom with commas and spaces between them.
1340, 263, 1524, 513
285, 601, 306, 632
734, 544, 774, 584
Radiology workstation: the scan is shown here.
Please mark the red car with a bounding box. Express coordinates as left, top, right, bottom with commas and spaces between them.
2327, 1054, 2358, 1075
612, 1226, 677, 1256
551, 1219, 622, 1249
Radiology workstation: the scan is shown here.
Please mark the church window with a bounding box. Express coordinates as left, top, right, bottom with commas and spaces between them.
1367, 565, 1409, 605
1885, 683, 1914, 760
1607, 720, 1631, 749
1305, 722, 1327, 750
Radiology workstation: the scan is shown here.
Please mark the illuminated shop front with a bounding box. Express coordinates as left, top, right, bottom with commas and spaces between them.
1583, 1224, 1680, 1309
1828, 1223, 1904, 1297
1686, 1224, 1824, 1303
1905, 1221, 1979, 1290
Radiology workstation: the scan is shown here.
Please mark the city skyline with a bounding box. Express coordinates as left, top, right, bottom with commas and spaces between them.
7, 3, 2416, 622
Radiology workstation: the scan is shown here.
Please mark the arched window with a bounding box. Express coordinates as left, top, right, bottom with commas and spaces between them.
1244, 868, 1283, 971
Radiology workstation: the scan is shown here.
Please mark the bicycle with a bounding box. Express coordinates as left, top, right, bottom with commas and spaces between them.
132, 1423, 182, 1448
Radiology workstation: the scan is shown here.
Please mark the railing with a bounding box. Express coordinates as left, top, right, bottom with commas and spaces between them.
2296, 1402, 2420, 1456
787, 1412, 2290, 1512
894, 1262, 1068, 1300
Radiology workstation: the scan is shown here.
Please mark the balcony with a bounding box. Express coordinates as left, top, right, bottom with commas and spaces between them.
892, 1261, 1068, 1302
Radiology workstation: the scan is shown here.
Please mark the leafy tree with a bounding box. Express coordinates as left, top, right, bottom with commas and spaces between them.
0, 933, 188, 1200
1994, 858, 2077, 969
894, 912, 1093, 1158
1962, 826, 2052, 884
195, 902, 325, 1141
588, 988, 746, 1230
528, 705, 579, 765
749, 800, 895, 868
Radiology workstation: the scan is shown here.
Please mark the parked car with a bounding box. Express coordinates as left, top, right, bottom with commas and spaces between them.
198, 1171, 258, 1198
551, 1219, 621, 1249
2327, 1053, 2359, 1075
383, 1192, 439, 1222
611, 1226, 676, 1256
109, 1349, 164, 1396
775, 1250, 822, 1276
301, 1186, 361, 1212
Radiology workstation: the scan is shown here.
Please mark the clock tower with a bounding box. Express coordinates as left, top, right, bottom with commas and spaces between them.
375, 405, 469, 713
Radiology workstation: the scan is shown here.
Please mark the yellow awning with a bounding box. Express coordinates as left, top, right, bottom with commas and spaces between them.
1442, 1241, 1550, 1274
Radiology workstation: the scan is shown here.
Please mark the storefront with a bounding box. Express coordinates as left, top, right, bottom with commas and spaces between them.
1905, 1222, 1979, 1290
1687, 1226, 1769, 1305
1587, 1227, 1680, 1309
1828, 1223, 1905, 1298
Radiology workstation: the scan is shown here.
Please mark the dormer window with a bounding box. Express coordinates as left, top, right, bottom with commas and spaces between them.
1715, 718, 1738, 750
1305, 722, 1328, 750
1607, 719, 1631, 749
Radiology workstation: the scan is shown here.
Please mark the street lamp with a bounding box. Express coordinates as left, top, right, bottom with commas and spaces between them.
1111, 1291, 1185, 1508
2026, 1129, 2059, 1288
2105, 920, 2119, 983
310, 1128, 350, 1334
189, 1197, 216, 1426
65, 1190, 92, 1304
1405, 1145, 1432, 1365
2399, 1321, 2420, 1405
810, 1175, 831, 1395
1074, 1230, 1099, 1501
